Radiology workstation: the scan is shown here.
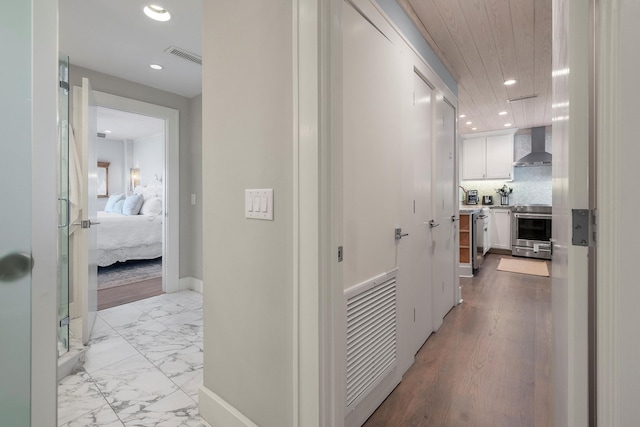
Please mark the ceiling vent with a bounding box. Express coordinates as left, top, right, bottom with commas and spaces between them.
164, 46, 202, 66
97, 132, 106, 138
507, 94, 538, 103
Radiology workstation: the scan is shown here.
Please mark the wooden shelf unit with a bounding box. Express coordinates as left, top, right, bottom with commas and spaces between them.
459, 214, 471, 264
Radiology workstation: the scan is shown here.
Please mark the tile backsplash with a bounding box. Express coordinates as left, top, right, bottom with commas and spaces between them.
461, 127, 552, 206
461, 166, 552, 205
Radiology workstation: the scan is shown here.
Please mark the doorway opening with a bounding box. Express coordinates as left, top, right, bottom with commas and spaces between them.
95, 107, 166, 310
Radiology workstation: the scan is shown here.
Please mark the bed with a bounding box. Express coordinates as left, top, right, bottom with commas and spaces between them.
97, 183, 164, 267
97, 211, 163, 267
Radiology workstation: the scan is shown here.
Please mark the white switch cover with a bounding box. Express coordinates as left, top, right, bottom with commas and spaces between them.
245, 189, 273, 220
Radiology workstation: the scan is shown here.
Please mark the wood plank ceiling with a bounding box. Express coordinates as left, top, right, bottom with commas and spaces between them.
398, 0, 552, 135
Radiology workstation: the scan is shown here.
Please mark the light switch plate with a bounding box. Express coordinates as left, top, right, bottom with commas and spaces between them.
245, 189, 273, 220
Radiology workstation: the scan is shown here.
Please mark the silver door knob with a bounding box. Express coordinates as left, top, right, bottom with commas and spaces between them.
0, 252, 34, 282
429, 220, 440, 228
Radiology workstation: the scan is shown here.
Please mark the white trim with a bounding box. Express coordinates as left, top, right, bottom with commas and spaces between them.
178, 276, 203, 294
198, 385, 259, 427
92, 91, 180, 295
291, 0, 300, 425
297, 0, 321, 424
322, 2, 345, 426
31, 0, 59, 423
596, 0, 620, 425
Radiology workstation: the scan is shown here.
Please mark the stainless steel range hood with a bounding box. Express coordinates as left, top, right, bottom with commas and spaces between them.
514, 126, 551, 166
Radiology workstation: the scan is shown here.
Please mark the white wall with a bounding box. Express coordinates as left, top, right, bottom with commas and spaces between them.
200, 1, 293, 426
132, 134, 163, 186
95, 139, 125, 210
613, 1, 640, 424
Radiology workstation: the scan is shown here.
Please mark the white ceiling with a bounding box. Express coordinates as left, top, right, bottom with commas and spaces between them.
59, 0, 202, 99
97, 107, 164, 141
399, 0, 552, 134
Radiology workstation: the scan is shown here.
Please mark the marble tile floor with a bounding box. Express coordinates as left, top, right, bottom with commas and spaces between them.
58, 290, 210, 427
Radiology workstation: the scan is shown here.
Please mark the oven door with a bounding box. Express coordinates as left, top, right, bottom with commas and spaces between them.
512, 213, 552, 255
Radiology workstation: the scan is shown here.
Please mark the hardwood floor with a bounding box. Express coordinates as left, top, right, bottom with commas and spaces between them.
97, 277, 163, 310
363, 253, 553, 427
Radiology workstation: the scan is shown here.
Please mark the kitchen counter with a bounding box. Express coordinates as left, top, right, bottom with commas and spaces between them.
459, 205, 482, 213
488, 205, 512, 209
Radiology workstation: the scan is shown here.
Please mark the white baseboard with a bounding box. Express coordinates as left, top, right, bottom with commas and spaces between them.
178, 276, 203, 294
199, 384, 258, 427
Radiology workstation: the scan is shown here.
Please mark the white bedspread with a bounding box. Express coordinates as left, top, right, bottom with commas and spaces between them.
97, 211, 163, 266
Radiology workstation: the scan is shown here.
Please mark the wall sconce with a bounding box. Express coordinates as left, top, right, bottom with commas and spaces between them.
130, 168, 140, 191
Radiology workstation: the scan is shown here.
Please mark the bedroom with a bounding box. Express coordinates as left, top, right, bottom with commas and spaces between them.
95, 106, 166, 309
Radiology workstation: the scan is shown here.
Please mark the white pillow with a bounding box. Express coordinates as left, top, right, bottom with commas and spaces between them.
122, 194, 144, 216
134, 185, 159, 201
104, 193, 125, 213
140, 197, 163, 216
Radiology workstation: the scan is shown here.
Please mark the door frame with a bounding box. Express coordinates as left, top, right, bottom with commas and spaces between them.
93, 91, 180, 293
31, 0, 60, 424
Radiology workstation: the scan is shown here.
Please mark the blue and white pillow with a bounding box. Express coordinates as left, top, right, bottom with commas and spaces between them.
122, 194, 144, 216
104, 193, 125, 213
112, 199, 125, 214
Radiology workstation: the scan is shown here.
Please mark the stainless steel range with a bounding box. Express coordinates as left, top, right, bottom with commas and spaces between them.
511, 205, 552, 260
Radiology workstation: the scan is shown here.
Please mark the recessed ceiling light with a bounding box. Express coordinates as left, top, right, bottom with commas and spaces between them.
504, 123, 512, 127
466, 121, 472, 125
498, 111, 508, 116
459, 114, 466, 118
144, 5, 171, 22
104, 130, 112, 134
149, 64, 163, 70
472, 127, 477, 130
504, 79, 517, 86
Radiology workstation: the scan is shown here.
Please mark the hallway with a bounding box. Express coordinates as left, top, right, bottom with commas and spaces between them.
364, 254, 553, 426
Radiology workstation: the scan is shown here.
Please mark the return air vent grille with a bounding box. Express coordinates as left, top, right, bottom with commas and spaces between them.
345, 270, 397, 409
164, 46, 202, 66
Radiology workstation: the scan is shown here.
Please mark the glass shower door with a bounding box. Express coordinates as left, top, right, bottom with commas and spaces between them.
0, 1, 33, 424
58, 55, 70, 356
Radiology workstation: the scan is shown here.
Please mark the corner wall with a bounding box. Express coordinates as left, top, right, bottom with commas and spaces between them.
200, 1, 294, 426
189, 95, 203, 281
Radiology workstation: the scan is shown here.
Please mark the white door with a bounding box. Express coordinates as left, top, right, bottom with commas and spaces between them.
552, 0, 590, 424
431, 95, 457, 330
401, 72, 433, 355
0, 1, 33, 423
71, 77, 98, 344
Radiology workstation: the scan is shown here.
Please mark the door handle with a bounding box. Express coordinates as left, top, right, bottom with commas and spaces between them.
58, 197, 70, 228
451, 215, 459, 222
395, 227, 409, 240
0, 252, 34, 282
429, 220, 440, 229
72, 219, 101, 228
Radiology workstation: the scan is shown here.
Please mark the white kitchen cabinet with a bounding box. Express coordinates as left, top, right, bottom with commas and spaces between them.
485, 134, 514, 179
490, 207, 512, 250
461, 137, 486, 180
461, 130, 516, 180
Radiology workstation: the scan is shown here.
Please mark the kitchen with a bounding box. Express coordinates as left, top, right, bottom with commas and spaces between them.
458, 126, 552, 277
